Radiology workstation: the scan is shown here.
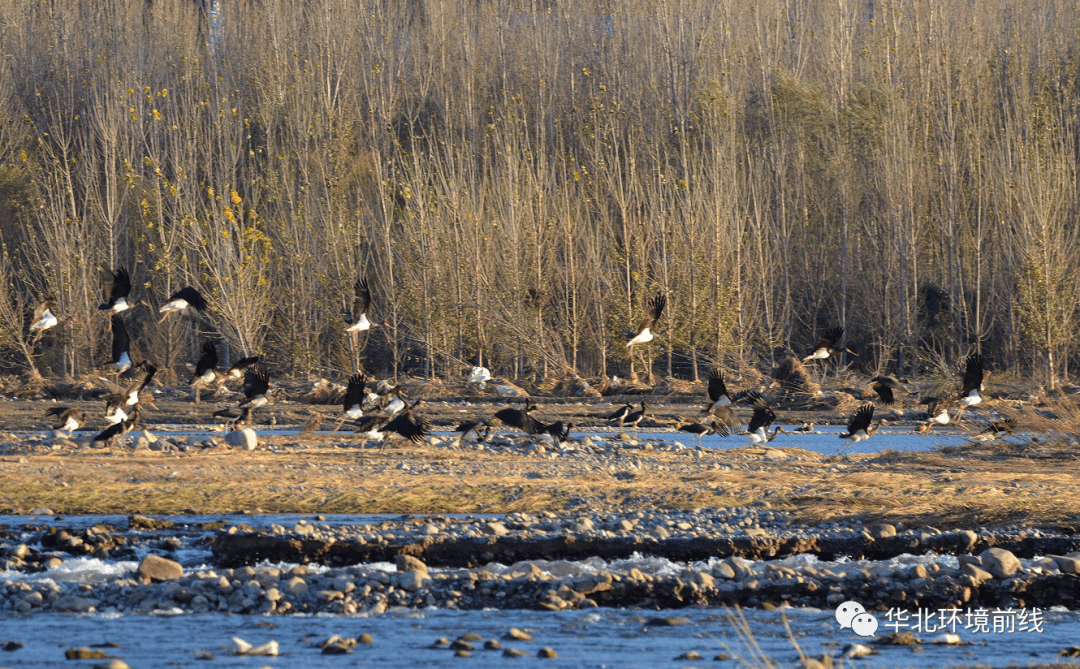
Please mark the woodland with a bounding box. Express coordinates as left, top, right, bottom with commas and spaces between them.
0, 0, 1076, 387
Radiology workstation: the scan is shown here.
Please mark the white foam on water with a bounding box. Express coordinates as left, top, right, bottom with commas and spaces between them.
1, 556, 138, 584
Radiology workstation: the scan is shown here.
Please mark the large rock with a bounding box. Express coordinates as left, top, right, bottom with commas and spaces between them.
226, 428, 258, 450
395, 554, 428, 575
980, 547, 1021, 578
136, 554, 184, 582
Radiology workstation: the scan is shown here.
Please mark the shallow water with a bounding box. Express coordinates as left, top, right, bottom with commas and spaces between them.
1, 605, 1076, 667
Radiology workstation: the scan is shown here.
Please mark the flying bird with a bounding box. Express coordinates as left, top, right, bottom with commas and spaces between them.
189, 342, 220, 405
863, 376, 913, 406
955, 353, 985, 421
802, 326, 853, 363
158, 286, 210, 323
98, 268, 135, 315
493, 401, 544, 435
917, 395, 958, 434
627, 292, 666, 351
30, 299, 78, 344
334, 374, 368, 432
222, 355, 261, 383
840, 403, 886, 443
345, 277, 376, 333
745, 394, 785, 445
238, 367, 272, 408
106, 314, 132, 383
380, 400, 430, 449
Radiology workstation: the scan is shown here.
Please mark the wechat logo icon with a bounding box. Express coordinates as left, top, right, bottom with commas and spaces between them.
835, 600, 879, 637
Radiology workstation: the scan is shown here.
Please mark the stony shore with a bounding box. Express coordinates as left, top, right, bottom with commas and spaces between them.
4, 511, 1080, 617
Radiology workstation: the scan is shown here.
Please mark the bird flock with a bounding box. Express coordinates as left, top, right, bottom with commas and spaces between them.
34, 281, 1006, 450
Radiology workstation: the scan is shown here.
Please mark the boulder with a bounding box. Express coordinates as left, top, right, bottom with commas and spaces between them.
980, 547, 1021, 578
136, 554, 184, 582
226, 428, 258, 450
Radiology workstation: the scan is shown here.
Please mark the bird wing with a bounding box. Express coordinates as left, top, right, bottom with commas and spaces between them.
961, 353, 984, 393
33, 299, 51, 321
194, 342, 219, 376
125, 362, 157, 394
343, 374, 367, 409
171, 286, 209, 311
356, 415, 387, 431
707, 369, 728, 403
812, 325, 844, 352
45, 406, 71, 418
604, 403, 631, 420
385, 413, 429, 443
649, 293, 666, 321
111, 315, 129, 361
847, 403, 875, 433
351, 277, 371, 320
242, 367, 270, 399
226, 356, 260, 375
93, 421, 124, 442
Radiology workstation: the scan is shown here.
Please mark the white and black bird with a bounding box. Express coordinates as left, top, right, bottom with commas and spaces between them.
622, 402, 648, 429
917, 395, 958, 434
213, 405, 254, 431
381, 400, 429, 449
98, 268, 135, 315
116, 360, 158, 411
802, 326, 853, 363
30, 299, 77, 344
334, 374, 368, 432
45, 407, 85, 435
189, 342, 220, 405
974, 417, 1016, 441
380, 385, 408, 417
354, 414, 390, 441
955, 353, 985, 421
455, 420, 492, 445
840, 403, 886, 443
93, 408, 140, 448
602, 403, 635, 426
158, 286, 210, 323
345, 277, 374, 333
863, 376, 913, 406
627, 292, 666, 351
702, 368, 735, 414
106, 314, 132, 382
745, 394, 785, 445
539, 420, 574, 445
239, 367, 272, 408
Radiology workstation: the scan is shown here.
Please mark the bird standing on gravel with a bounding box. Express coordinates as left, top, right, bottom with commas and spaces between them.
677, 417, 728, 447
493, 401, 544, 435
455, 420, 492, 446
93, 407, 140, 448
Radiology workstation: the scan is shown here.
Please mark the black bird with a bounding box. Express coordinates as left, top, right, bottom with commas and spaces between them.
542, 421, 574, 444
93, 408, 140, 448
158, 286, 210, 323
802, 326, 853, 363
334, 374, 367, 432
213, 405, 254, 431
239, 367, 272, 408
455, 420, 492, 445
106, 314, 132, 383
345, 277, 376, 333
745, 394, 785, 445
45, 407, 85, 435
863, 376, 913, 405
493, 401, 544, 435
354, 414, 390, 440
955, 353, 985, 421
702, 369, 735, 414
189, 342, 219, 405
677, 417, 729, 447
840, 403, 886, 444
381, 400, 430, 449
622, 402, 648, 429
98, 268, 135, 315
